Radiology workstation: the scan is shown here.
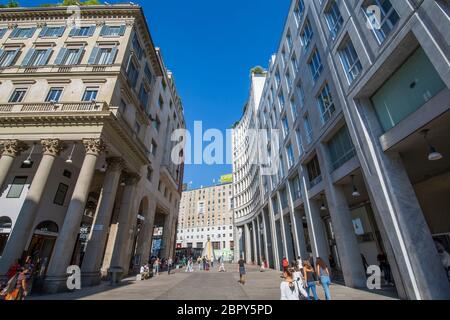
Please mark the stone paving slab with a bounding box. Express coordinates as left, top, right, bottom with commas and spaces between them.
29, 264, 398, 300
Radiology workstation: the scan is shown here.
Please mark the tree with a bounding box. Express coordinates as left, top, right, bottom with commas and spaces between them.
250, 66, 266, 75
0, 0, 20, 8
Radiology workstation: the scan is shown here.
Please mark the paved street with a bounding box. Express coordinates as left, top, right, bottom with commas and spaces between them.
30, 264, 398, 300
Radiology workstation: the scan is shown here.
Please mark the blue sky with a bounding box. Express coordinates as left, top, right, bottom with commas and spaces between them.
20, 0, 291, 189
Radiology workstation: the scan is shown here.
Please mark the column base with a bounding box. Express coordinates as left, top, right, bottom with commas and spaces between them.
81, 271, 102, 287
42, 275, 70, 294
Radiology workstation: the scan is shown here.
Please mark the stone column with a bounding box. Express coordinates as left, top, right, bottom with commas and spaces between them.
286, 178, 308, 261
81, 157, 125, 286
108, 172, 140, 273
243, 224, 251, 264
134, 201, 157, 265
316, 145, 367, 288
160, 212, 175, 259
251, 220, 258, 264
44, 139, 104, 293
233, 225, 241, 262
0, 139, 64, 276
255, 215, 263, 265
267, 197, 281, 270
300, 172, 329, 266
0, 140, 28, 190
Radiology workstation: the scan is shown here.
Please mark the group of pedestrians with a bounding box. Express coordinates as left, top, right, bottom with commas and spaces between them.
280, 256, 332, 300
139, 256, 175, 280
1, 257, 37, 300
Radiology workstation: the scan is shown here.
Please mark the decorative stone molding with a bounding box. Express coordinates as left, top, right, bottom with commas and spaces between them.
41, 139, 66, 156
0, 139, 29, 157
121, 172, 140, 186
82, 138, 105, 156
106, 157, 125, 172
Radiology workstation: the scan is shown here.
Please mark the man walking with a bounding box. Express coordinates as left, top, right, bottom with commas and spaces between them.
167, 257, 173, 275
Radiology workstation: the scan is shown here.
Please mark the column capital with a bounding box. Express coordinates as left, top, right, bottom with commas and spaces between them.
106, 157, 126, 172
122, 172, 141, 186
41, 139, 66, 156
0, 139, 28, 157
82, 138, 105, 156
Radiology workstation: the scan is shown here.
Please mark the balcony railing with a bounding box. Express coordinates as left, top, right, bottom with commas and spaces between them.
0, 101, 109, 113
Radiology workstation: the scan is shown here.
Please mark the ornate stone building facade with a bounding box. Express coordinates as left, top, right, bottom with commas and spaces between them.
232, 0, 450, 300
0, 5, 185, 293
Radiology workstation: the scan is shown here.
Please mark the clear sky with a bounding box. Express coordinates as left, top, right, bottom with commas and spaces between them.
19, 0, 292, 189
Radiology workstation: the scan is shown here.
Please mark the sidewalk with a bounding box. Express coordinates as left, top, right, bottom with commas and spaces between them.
29, 263, 398, 300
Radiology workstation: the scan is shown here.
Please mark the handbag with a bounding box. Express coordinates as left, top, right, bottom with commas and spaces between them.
295, 281, 307, 300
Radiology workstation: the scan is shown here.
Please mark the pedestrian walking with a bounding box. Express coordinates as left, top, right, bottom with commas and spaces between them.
197, 257, 202, 271
303, 260, 319, 300
377, 252, 394, 286
167, 257, 173, 275
280, 268, 307, 300
282, 257, 289, 272
2, 267, 29, 300
238, 257, 246, 285
316, 257, 332, 300
154, 257, 160, 276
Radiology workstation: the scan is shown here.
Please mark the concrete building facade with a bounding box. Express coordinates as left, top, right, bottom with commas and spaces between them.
177, 182, 234, 260
232, 0, 450, 300
0, 5, 185, 293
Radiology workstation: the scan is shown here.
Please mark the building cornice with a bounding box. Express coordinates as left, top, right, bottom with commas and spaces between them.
0, 5, 163, 77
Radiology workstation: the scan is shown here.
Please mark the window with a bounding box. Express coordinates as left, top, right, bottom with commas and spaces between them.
294, 0, 305, 25
39, 26, 65, 38
127, 61, 139, 88
290, 175, 302, 201
53, 183, 69, 206
278, 91, 285, 110
291, 54, 299, 73
150, 140, 157, 156
363, 0, 399, 44
88, 47, 117, 65
275, 70, 281, 89
0, 28, 7, 39
371, 47, 445, 132
296, 82, 305, 109
22, 49, 52, 67
147, 167, 153, 181
9, 88, 27, 103
138, 84, 149, 109
144, 64, 153, 84
0, 49, 20, 67
55, 47, 84, 65
317, 84, 335, 123
158, 95, 164, 109
327, 126, 356, 171
306, 156, 322, 187
282, 116, 289, 137
303, 116, 313, 144
325, 0, 343, 40
295, 128, 304, 156
309, 49, 323, 82
100, 25, 126, 37
339, 39, 362, 83
45, 87, 63, 102
82, 88, 98, 102
152, 116, 161, 131
69, 26, 95, 37
10, 27, 36, 39
132, 34, 144, 59
7, 176, 27, 198
286, 143, 295, 168
286, 32, 293, 51
300, 19, 313, 48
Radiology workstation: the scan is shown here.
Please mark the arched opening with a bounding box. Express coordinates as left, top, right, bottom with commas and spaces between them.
25, 220, 59, 292
151, 207, 167, 259
0, 216, 12, 256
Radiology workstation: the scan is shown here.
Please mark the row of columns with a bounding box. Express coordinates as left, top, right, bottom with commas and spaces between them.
0, 138, 158, 293
237, 150, 367, 288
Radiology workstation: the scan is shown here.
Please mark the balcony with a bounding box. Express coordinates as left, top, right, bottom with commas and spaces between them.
0, 101, 109, 113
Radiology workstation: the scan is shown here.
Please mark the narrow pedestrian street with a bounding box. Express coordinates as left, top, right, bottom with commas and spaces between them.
29, 264, 398, 300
